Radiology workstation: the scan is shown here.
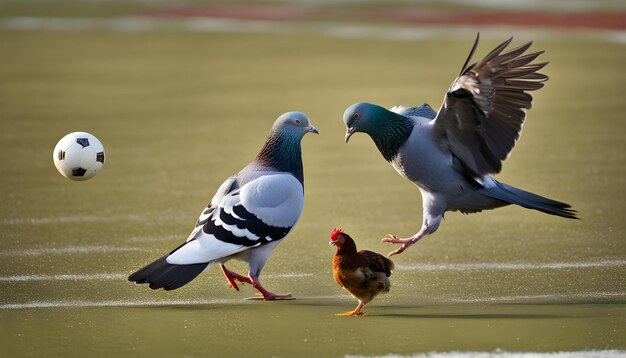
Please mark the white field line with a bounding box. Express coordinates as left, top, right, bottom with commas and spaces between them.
437, 291, 626, 304
345, 349, 626, 358
0, 298, 250, 310
1, 291, 623, 310
397, 259, 626, 272
264, 273, 314, 279
0, 245, 140, 257
0, 17, 625, 44
1, 258, 622, 281
0, 272, 313, 282
0, 273, 127, 282
1, 214, 145, 225
0, 294, 351, 310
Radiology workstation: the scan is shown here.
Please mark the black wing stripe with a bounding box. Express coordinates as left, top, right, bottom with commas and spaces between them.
226, 205, 291, 240
219, 207, 242, 227
203, 217, 263, 247
245, 216, 291, 241
207, 207, 292, 246
232, 204, 255, 220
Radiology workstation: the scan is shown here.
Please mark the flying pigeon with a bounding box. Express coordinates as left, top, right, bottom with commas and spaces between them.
129, 112, 318, 299
342, 34, 577, 257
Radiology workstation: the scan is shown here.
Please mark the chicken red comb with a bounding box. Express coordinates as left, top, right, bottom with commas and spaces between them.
330, 228, 345, 241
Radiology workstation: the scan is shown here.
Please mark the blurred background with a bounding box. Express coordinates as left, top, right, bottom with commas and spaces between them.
1, 1, 625, 357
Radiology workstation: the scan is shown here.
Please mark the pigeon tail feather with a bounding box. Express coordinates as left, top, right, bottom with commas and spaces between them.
479, 181, 578, 219
128, 254, 212, 291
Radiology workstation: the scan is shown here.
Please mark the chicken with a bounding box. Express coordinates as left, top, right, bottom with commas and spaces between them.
329, 228, 394, 316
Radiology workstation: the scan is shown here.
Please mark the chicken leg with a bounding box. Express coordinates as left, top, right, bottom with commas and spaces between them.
336, 301, 365, 316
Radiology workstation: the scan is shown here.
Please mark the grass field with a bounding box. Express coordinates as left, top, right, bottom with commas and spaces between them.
0, 2, 625, 357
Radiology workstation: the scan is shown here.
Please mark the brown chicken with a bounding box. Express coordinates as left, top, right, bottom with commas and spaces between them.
330, 228, 394, 316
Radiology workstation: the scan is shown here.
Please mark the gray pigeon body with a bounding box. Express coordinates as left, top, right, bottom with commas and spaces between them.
129, 112, 318, 299
343, 35, 577, 256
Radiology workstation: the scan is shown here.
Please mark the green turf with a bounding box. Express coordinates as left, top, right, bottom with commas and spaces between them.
0, 25, 625, 357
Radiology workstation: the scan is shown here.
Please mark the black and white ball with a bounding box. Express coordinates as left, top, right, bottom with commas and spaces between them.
53, 132, 105, 181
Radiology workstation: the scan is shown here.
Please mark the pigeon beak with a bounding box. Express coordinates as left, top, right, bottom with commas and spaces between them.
345, 128, 354, 143
308, 125, 319, 134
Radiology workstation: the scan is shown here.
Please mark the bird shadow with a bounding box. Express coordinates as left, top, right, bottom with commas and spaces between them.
367, 312, 565, 320
126, 296, 300, 312
502, 300, 626, 306
127, 304, 240, 312
287, 300, 568, 319
361, 301, 607, 319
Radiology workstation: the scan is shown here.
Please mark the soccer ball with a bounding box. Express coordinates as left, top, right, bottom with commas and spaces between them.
53, 132, 105, 181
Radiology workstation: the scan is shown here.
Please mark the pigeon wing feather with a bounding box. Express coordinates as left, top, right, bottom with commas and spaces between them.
432, 34, 548, 177
167, 173, 303, 265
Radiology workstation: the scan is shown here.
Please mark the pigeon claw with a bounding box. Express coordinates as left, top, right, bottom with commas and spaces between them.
382, 234, 418, 256
388, 245, 408, 257
247, 292, 294, 301
381, 234, 403, 244
220, 264, 251, 292
248, 274, 294, 300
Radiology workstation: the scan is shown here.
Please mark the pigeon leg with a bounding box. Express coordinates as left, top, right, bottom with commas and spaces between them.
220, 264, 252, 291
336, 301, 365, 316
382, 221, 430, 257
249, 274, 292, 300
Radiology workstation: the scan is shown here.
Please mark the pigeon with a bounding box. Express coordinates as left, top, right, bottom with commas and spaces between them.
129, 112, 318, 299
342, 34, 577, 257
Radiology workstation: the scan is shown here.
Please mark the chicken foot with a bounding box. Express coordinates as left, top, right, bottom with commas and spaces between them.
336, 302, 365, 316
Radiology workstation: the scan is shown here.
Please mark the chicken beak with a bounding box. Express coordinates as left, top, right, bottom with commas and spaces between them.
345, 128, 354, 143
329, 241, 336, 246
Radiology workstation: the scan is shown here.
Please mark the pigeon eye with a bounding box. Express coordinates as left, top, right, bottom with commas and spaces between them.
353, 113, 359, 120
295, 119, 301, 124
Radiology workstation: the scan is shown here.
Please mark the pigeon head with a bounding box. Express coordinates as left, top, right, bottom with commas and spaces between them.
271, 112, 319, 139
343, 102, 387, 143
343, 102, 415, 161
255, 112, 318, 183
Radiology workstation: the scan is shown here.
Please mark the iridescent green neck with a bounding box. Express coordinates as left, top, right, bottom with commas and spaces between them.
368, 111, 415, 162
256, 130, 304, 183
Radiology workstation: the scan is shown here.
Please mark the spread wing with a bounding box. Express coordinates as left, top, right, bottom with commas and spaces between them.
432, 34, 548, 177
166, 173, 304, 265
358, 250, 394, 277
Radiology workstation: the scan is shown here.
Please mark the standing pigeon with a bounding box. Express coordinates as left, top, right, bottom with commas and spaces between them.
342, 34, 577, 257
129, 112, 318, 299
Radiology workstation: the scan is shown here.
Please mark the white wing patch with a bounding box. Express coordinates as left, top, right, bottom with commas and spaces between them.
167, 230, 248, 265
166, 173, 303, 265
240, 174, 304, 228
